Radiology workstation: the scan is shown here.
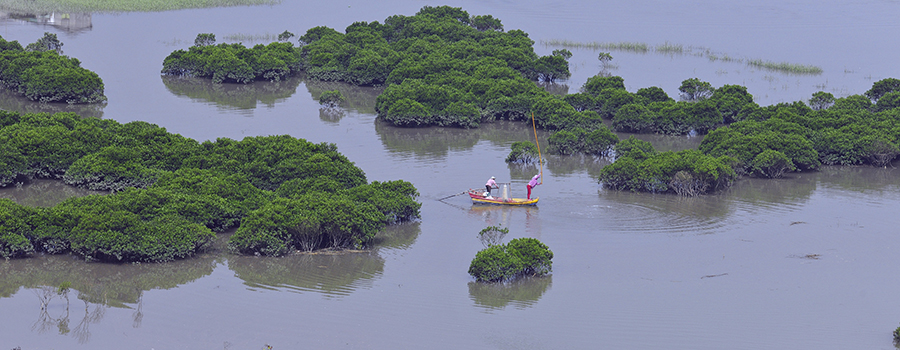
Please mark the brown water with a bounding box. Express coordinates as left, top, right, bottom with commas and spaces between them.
2, 1, 900, 349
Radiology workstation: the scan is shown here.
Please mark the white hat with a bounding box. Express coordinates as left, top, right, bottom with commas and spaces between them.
491, 176, 495, 179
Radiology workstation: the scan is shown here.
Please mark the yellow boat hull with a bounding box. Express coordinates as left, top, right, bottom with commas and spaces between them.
468, 189, 538, 206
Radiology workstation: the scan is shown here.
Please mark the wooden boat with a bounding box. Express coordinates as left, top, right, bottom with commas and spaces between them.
467, 189, 538, 206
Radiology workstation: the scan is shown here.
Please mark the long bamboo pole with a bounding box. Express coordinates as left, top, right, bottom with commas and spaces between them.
531, 112, 543, 184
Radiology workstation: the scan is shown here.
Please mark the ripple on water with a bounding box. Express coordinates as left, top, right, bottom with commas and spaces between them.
228, 252, 384, 298
579, 191, 731, 235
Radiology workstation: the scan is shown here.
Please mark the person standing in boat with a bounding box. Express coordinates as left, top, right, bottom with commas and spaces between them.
485, 176, 498, 197
527, 174, 541, 199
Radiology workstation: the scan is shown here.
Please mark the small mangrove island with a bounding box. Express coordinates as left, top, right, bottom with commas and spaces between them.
0, 111, 421, 262
0, 33, 106, 104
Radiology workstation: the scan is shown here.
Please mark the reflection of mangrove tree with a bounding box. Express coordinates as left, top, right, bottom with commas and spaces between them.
807, 165, 900, 195
723, 173, 817, 210
160, 75, 302, 111
370, 221, 421, 251
0, 112, 421, 261
0, 254, 216, 343
375, 119, 543, 158
467, 276, 552, 310
0, 85, 103, 118
541, 154, 610, 178
228, 252, 383, 297
304, 79, 383, 115
0, 253, 217, 305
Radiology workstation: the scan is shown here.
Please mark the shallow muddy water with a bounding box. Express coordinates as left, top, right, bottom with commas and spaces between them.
2, 1, 900, 349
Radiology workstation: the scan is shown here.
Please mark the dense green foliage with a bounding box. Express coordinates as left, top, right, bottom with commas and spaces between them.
468, 237, 552, 283
596, 78, 900, 195
574, 77, 755, 136
0, 34, 105, 104
162, 34, 302, 83
0, 112, 421, 261
505, 141, 540, 164
318, 89, 345, 108
599, 137, 737, 196
700, 80, 900, 170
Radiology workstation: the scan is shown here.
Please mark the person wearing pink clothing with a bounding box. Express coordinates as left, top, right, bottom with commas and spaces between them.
527, 174, 541, 199
485, 176, 498, 195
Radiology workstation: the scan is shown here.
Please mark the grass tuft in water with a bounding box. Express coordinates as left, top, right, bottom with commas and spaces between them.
0, 0, 280, 13
543, 38, 822, 76
541, 39, 649, 53
655, 41, 683, 54
747, 59, 823, 75
222, 33, 279, 43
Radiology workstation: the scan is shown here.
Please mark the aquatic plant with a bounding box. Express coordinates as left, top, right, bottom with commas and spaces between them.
0, 0, 280, 13
541, 39, 649, 53
747, 59, 822, 75
468, 237, 553, 283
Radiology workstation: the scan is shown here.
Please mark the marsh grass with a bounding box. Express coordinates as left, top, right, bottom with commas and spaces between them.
0, 0, 280, 13
541, 39, 649, 53
543, 39, 823, 76
654, 41, 683, 54
222, 32, 279, 44
747, 59, 823, 75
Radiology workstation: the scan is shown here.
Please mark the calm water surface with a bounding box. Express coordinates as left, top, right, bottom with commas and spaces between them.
1, 1, 900, 349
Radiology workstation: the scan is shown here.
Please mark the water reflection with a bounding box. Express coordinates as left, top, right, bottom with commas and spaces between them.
303, 79, 383, 115
724, 173, 817, 215
542, 154, 610, 178
160, 75, 302, 113
0, 254, 218, 305
318, 107, 345, 123
815, 165, 900, 194
600, 190, 731, 235
371, 221, 422, 251
467, 276, 552, 311
0, 179, 107, 207
0, 254, 217, 342
227, 222, 420, 297
31, 287, 109, 344
228, 252, 384, 297
0, 88, 104, 119
376, 120, 541, 158
0, 11, 92, 33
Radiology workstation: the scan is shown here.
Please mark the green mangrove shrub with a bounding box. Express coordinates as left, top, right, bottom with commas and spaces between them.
0, 199, 36, 258
468, 237, 553, 283
599, 146, 736, 196
162, 39, 302, 83
506, 141, 540, 164
0, 35, 105, 104
318, 89, 345, 108
547, 126, 618, 156
477, 225, 508, 248
0, 112, 422, 262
